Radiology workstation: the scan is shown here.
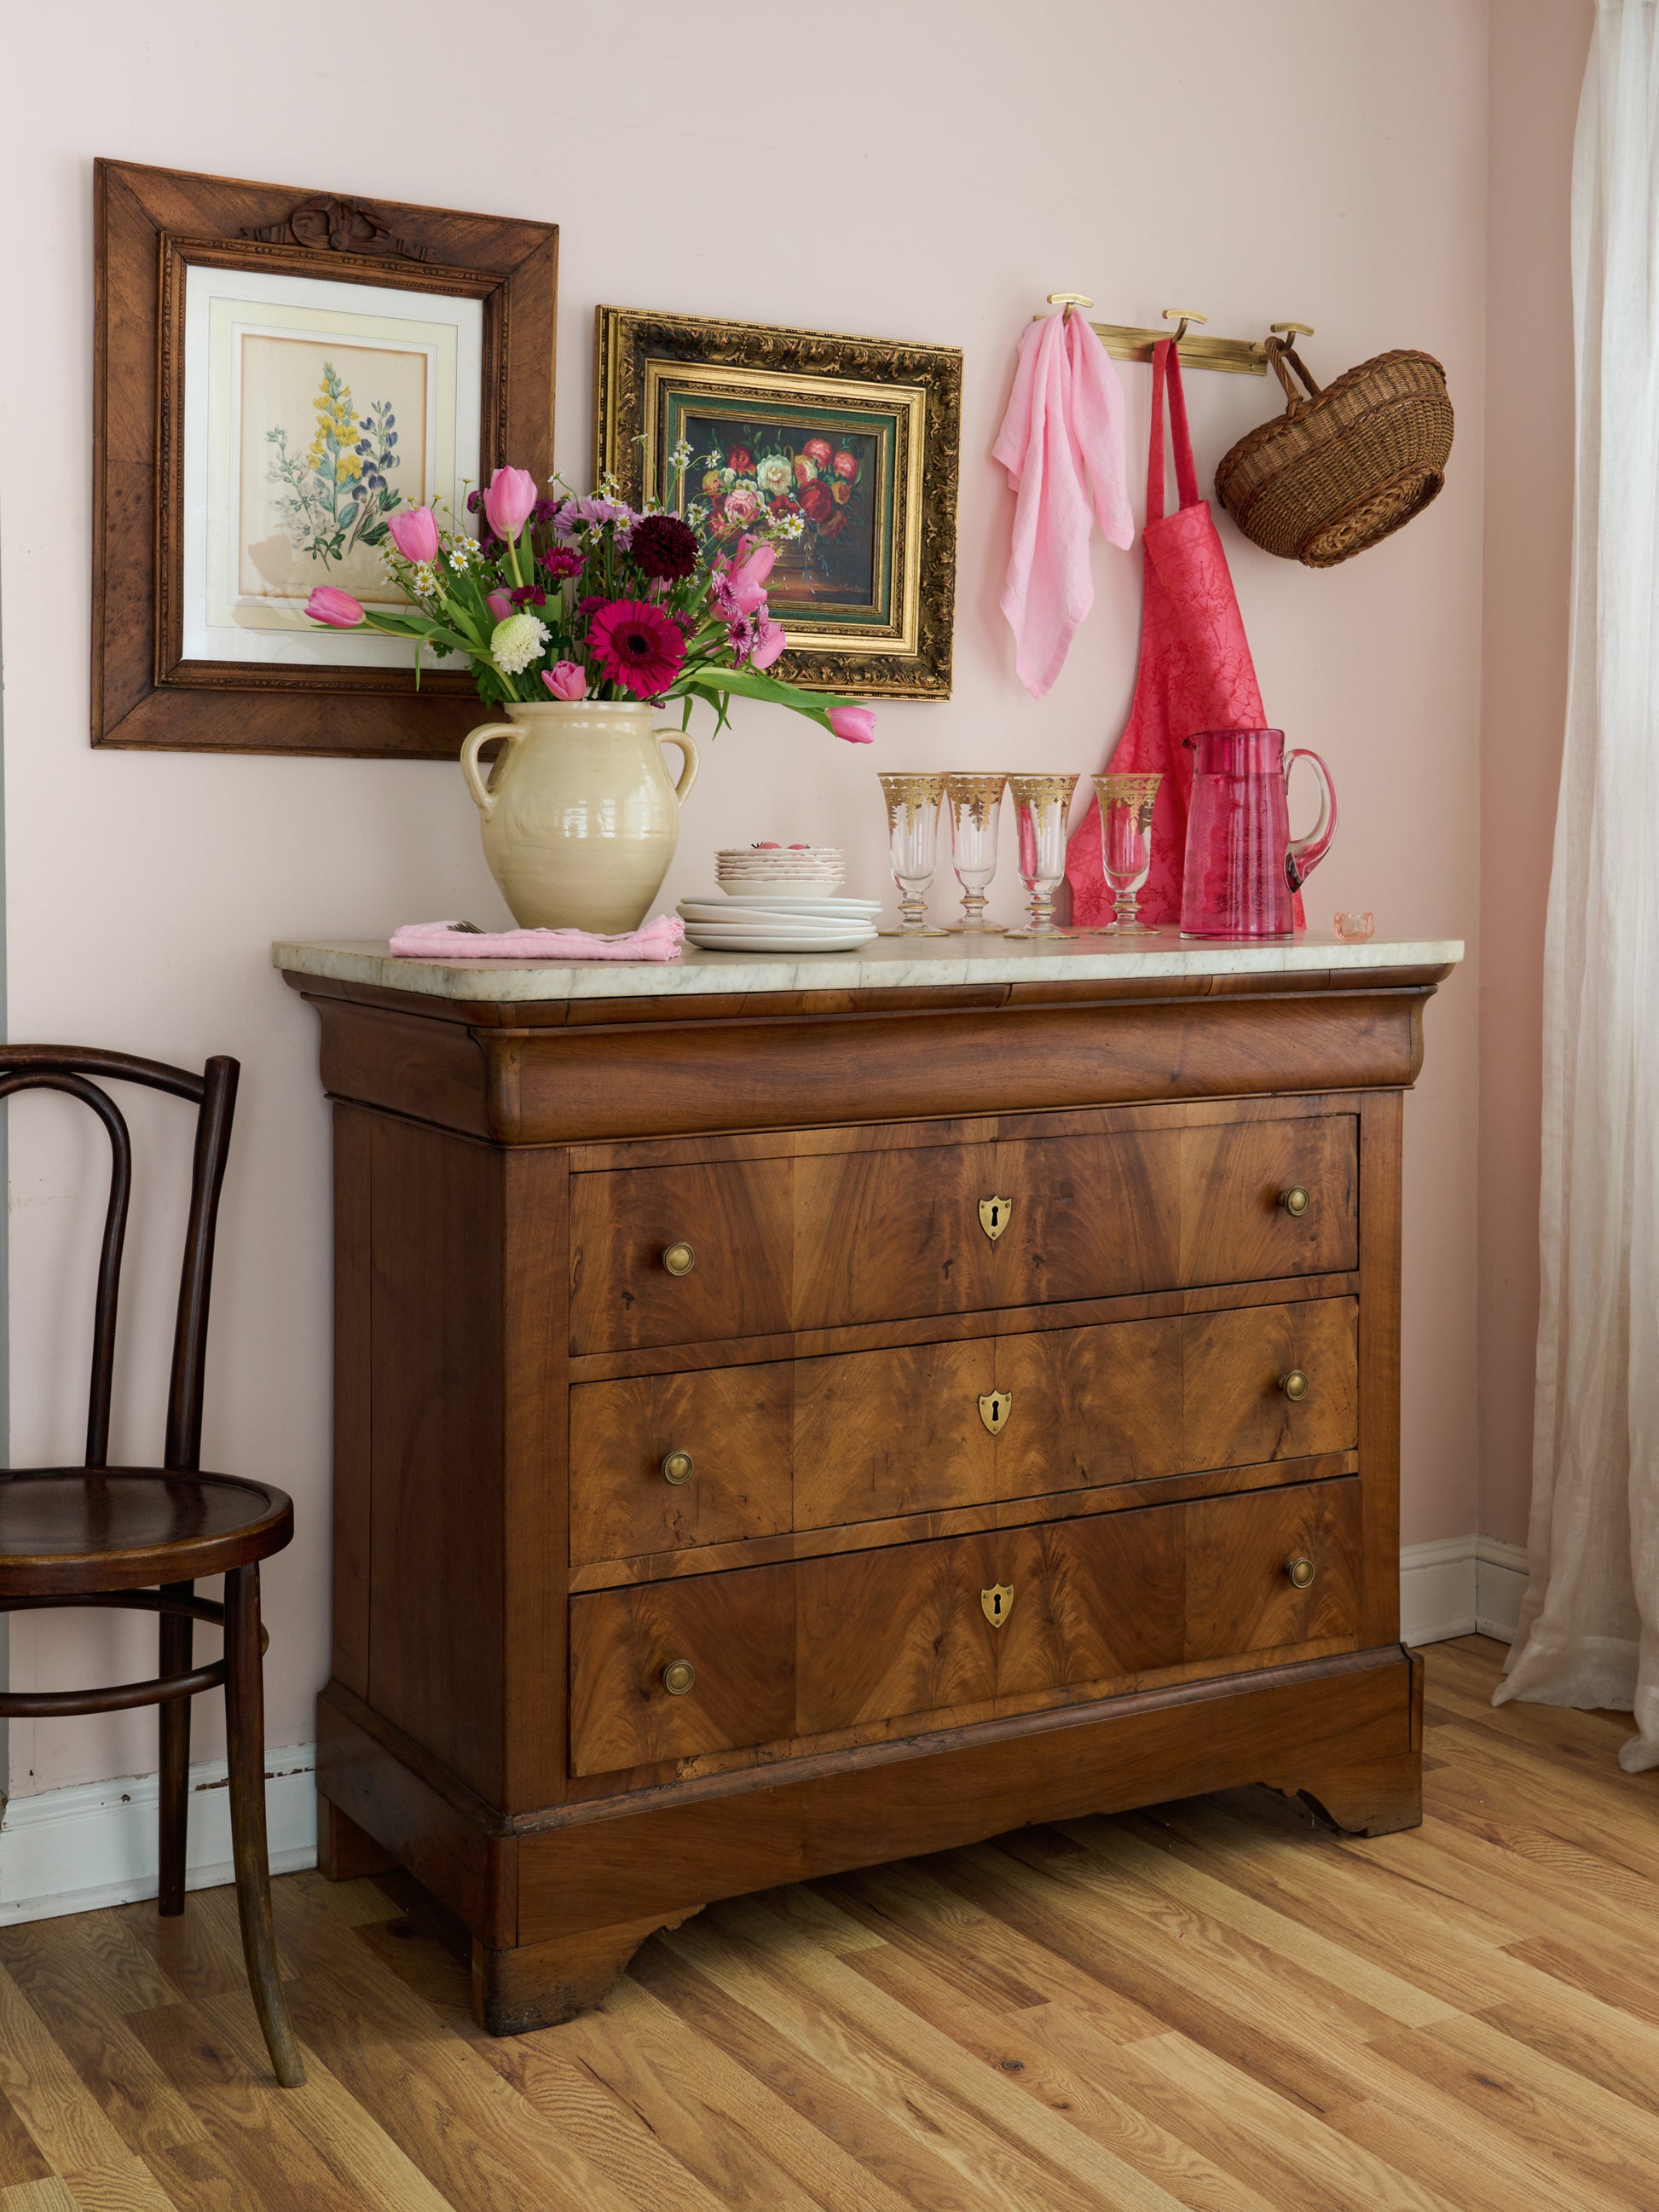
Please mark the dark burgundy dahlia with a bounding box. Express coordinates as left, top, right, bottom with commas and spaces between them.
629, 512, 700, 582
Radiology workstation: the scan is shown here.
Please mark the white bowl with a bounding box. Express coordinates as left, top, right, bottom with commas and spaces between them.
715, 847, 845, 895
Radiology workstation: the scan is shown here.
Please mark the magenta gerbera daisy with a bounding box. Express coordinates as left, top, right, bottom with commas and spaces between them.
587, 598, 686, 698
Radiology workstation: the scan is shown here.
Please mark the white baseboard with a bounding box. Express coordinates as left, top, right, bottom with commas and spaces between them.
1400, 1536, 1529, 1647
0, 1743, 316, 1925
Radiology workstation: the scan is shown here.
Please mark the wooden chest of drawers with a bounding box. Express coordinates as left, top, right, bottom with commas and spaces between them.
286, 941, 1452, 2033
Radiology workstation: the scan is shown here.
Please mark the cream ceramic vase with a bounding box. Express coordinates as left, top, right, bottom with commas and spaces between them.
460, 700, 699, 933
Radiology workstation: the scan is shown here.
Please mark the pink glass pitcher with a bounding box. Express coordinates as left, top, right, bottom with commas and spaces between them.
1179, 728, 1338, 938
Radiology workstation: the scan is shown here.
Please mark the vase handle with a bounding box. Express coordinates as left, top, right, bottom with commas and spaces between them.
1285, 746, 1338, 889
655, 727, 700, 807
460, 721, 519, 820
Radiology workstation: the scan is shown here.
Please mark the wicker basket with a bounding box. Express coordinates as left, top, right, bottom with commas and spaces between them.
1214, 341, 1454, 568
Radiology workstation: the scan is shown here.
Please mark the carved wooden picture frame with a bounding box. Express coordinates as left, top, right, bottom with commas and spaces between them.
93, 159, 557, 758
595, 305, 961, 698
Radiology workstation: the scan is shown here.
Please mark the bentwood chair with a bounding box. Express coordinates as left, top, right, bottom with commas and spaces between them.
0, 1047, 302, 2087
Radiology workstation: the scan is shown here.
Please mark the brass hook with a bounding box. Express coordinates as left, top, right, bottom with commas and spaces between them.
1047, 291, 1095, 325
1162, 307, 1209, 348
1269, 321, 1315, 340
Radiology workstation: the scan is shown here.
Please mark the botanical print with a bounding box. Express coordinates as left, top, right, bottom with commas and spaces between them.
237, 335, 428, 606
678, 412, 882, 611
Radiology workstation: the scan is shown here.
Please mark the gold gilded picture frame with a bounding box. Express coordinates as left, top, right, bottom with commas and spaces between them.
595, 305, 961, 698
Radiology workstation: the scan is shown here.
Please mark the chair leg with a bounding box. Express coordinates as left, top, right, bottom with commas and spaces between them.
223, 1564, 305, 2088
158, 1580, 193, 1916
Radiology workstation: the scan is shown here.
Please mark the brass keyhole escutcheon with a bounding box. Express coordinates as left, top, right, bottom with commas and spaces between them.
661, 1450, 695, 1485
1285, 1556, 1315, 1590
979, 1390, 1013, 1437
979, 1195, 1012, 1242
1279, 1369, 1310, 1403
980, 1582, 1014, 1628
661, 1241, 696, 1277
1279, 1185, 1310, 1218
662, 1659, 697, 1694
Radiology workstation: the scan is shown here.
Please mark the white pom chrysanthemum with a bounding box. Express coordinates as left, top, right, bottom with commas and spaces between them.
491, 612, 549, 675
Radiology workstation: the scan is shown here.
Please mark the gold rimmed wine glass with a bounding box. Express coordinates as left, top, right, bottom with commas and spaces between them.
1004, 773, 1080, 937
876, 772, 951, 935
1091, 771, 1162, 931
944, 773, 1009, 933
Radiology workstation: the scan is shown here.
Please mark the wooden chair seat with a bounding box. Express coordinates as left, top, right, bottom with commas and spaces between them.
0, 1468, 292, 1597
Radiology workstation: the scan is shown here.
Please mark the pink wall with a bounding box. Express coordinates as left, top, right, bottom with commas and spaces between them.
1478, 0, 1592, 1546
0, 0, 1499, 1793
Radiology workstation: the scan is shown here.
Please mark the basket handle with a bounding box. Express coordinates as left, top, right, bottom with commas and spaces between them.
1267, 335, 1322, 410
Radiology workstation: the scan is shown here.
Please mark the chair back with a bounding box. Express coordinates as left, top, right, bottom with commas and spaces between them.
0, 1047, 239, 1471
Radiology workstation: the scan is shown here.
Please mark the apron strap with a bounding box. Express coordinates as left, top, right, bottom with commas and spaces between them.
1146, 339, 1202, 521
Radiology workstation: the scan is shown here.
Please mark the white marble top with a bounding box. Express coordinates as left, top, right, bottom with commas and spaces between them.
274, 932, 1464, 1004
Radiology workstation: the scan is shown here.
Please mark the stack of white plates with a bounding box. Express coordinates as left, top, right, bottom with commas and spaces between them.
678, 890, 880, 953
715, 846, 845, 896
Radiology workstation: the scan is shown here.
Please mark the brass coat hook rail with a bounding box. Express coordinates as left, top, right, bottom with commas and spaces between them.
1040, 298, 1315, 377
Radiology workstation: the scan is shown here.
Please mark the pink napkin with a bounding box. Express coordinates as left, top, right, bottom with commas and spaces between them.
390, 916, 684, 962
993, 309, 1133, 698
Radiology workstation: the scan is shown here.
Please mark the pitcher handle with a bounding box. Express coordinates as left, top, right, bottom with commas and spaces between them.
655, 726, 700, 806
460, 721, 520, 820
1285, 747, 1338, 890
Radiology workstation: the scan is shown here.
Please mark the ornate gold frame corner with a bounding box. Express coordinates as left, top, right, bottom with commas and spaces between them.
594, 304, 961, 699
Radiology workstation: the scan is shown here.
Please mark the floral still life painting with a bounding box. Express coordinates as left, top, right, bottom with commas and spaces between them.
241, 336, 428, 606
595, 306, 963, 698
685, 420, 881, 606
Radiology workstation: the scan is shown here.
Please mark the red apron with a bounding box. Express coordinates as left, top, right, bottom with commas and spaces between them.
1066, 340, 1292, 927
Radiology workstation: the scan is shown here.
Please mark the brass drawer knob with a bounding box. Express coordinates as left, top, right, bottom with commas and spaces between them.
1285, 1555, 1315, 1590
662, 1659, 697, 1695
661, 1449, 695, 1485
661, 1241, 697, 1277
1279, 1185, 1310, 1217
1279, 1369, 1310, 1402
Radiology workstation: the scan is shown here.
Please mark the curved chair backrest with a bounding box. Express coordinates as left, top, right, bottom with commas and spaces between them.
0, 1047, 240, 1473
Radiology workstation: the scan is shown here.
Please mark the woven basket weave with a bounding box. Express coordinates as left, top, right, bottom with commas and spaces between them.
1214, 341, 1454, 568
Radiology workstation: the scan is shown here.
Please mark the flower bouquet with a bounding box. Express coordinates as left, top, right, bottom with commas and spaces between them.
303, 455, 876, 744
692, 431, 865, 577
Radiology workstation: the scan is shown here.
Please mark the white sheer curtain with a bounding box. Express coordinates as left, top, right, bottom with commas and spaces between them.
1496, 0, 1659, 1769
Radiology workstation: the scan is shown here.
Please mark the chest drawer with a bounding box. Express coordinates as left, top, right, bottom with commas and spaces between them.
567, 1476, 1361, 1775
569, 1298, 1359, 1566
568, 1115, 1358, 1353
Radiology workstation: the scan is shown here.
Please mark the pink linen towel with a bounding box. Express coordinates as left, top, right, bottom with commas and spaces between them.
390, 915, 684, 962
993, 309, 1133, 698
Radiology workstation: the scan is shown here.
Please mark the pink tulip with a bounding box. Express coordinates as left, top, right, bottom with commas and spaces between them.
542, 662, 587, 701
483, 466, 540, 541
385, 504, 439, 563
827, 704, 876, 744
751, 617, 787, 670
726, 541, 776, 613
304, 585, 366, 628
486, 589, 515, 622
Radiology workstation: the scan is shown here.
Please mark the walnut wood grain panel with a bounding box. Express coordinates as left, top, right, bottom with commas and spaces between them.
1178, 1297, 1358, 1469
569, 1117, 1359, 1354
367, 1118, 506, 1804
994, 1318, 1183, 1494
568, 1566, 795, 1775
569, 1156, 794, 1352
791, 1337, 992, 1526
477, 989, 1435, 1141
1356, 1088, 1404, 1644
569, 1363, 795, 1564
331, 1105, 373, 1701
1181, 1114, 1357, 1283
795, 1514, 1184, 1738
568, 1479, 1361, 1777
1184, 1479, 1361, 1659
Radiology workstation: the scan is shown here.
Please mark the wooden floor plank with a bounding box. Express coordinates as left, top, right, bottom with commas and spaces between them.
0, 1640, 1655, 2212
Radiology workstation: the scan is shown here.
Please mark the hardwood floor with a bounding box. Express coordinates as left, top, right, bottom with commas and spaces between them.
2, 1636, 1657, 2211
